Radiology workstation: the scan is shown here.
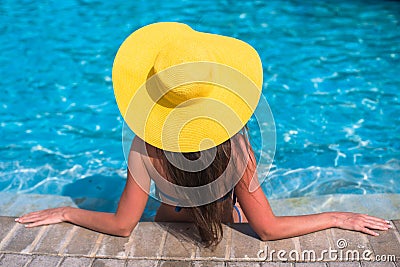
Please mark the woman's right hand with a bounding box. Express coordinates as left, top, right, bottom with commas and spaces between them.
332, 212, 391, 236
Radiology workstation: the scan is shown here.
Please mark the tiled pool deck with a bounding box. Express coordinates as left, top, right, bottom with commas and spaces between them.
0, 216, 399, 267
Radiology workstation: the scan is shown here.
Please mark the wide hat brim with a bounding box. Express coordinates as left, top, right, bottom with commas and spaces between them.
112, 22, 263, 152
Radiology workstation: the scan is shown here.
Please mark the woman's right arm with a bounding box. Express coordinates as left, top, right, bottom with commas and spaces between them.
233, 134, 390, 241
236, 182, 390, 241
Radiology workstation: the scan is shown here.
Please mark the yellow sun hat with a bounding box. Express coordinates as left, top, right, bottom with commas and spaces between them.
112, 22, 263, 152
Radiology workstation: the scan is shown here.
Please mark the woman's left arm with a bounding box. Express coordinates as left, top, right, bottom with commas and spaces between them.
16, 169, 148, 237
17, 141, 150, 237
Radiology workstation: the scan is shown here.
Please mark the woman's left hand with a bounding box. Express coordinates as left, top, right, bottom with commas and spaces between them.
15, 207, 69, 228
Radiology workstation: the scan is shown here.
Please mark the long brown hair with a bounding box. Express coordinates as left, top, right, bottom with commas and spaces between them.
155, 126, 255, 248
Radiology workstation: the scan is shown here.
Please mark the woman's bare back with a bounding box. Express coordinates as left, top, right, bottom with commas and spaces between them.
142, 139, 246, 223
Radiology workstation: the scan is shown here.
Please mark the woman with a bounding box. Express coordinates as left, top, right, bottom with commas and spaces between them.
16, 22, 390, 248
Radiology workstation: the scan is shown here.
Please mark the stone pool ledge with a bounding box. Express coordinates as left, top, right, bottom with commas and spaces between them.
0, 216, 399, 266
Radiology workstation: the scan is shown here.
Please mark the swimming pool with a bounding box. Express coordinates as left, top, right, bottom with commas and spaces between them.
1, 0, 399, 217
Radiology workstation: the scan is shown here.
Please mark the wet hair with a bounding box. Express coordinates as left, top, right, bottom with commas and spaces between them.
155, 126, 255, 248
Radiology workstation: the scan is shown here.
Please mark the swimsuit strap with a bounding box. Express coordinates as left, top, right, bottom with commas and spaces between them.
175, 189, 235, 212
233, 204, 242, 223
156, 186, 235, 212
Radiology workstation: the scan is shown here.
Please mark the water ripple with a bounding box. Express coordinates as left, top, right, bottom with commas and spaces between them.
0, 0, 399, 215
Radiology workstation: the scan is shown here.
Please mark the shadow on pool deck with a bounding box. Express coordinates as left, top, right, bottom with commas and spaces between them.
1, 193, 399, 266
0, 216, 399, 266
2, 193, 400, 221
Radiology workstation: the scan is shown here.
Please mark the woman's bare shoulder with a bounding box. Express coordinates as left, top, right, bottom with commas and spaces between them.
130, 135, 156, 156
231, 132, 251, 159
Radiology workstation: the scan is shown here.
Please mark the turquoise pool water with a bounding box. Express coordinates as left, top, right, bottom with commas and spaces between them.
1, 0, 399, 216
